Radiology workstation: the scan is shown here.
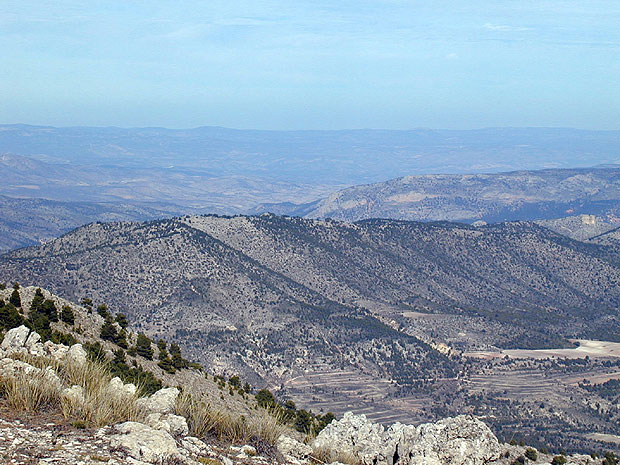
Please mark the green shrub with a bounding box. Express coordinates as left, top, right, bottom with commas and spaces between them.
525, 448, 538, 461
255, 389, 275, 408
115, 313, 129, 329
60, 305, 75, 325
294, 409, 313, 433
551, 456, 567, 465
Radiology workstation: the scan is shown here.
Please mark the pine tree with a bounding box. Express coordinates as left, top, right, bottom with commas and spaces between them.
9, 289, 21, 308
100, 318, 119, 343
157, 356, 176, 374
0, 302, 24, 330
115, 313, 129, 329
60, 305, 75, 325
117, 329, 129, 349
135, 333, 153, 360
42, 299, 58, 322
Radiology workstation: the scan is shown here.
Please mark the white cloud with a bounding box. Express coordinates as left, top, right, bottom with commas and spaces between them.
483, 23, 532, 32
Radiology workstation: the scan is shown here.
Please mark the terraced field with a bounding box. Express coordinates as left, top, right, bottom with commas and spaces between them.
280, 368, 431, 424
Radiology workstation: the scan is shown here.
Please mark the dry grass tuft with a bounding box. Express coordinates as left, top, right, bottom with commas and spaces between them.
1, 352, 141, 427
59, 359, 142, 427
176, 392, 288, 445
310, 445, 361, 465
0, 370, 61, 412
247, 406, 289, 445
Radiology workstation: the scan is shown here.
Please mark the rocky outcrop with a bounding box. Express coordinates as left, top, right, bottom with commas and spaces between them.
312, 412, 500, 465
0, 325, 78, 363
312, 412, 387, 464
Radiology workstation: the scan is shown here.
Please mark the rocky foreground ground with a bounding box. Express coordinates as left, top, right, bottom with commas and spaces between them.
0, 325, 613, 465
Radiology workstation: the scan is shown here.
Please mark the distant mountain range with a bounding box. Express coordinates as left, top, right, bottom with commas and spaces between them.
1, 124, 619, 206
258, 166, 620, 224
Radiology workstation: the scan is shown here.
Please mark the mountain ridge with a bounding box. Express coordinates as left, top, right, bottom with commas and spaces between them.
255, 166, 620, 224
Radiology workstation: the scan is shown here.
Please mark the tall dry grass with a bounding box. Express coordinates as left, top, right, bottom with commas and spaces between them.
0, 369, 60, 412
310, 445, 360, 465
0, 352, 141, 427
176, 391, 288, 445
59, 359, 142, 427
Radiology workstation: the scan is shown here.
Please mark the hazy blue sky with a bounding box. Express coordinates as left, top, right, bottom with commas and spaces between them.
1, 1, 619, 129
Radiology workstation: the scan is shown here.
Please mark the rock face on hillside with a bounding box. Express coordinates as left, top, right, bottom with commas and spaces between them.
312, 412, 500, 465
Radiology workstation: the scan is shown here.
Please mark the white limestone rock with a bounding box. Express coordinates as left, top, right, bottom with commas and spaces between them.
66, 343, 87, 366
107, 376, 137, 399
396, 415, 500, 465
28, 342, 46, 357
180, 436, 211, 455
137, 387, 179, 415
277, 435, 313, 461
24, 331, 41, 350
312, 412, 386, 465
0, 325, 30, 351
42, 366, 62, 389
110, 421, 179, 463
0, 357, 40, 377
145, 412, 189, 437
312, 412, 500, 465
62, 385, 86, 406
240, 444, 257, 456
43, 340, 69, 360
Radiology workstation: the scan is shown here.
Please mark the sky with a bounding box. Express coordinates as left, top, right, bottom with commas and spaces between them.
1, 1, 619, 130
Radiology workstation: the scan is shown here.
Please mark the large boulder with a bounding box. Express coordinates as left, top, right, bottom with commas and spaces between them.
137, 387, 179, 415
0, 325, 30, 351
109, 421, 179, 462
312, 412, 500, 465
